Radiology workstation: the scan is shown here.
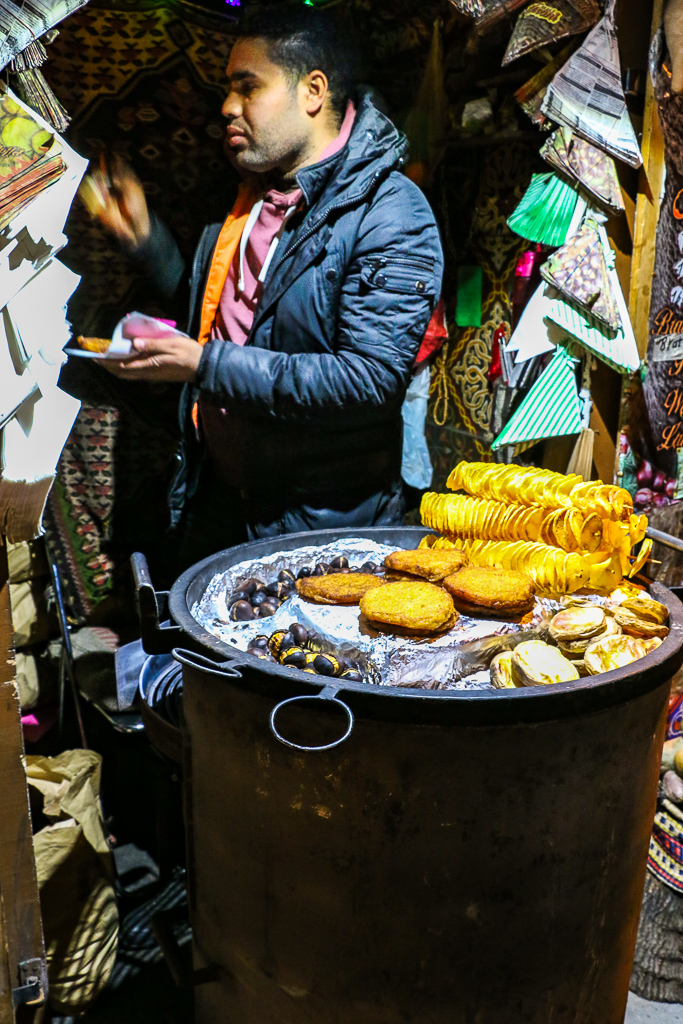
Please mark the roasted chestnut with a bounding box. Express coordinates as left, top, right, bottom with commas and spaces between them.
268, 630, 288, 655
237, 577, 264, 598
251, 635, 270, 649
305, 651, 318, 667
313, 653, 341, 677
297, 566, 313, 579
307, 631, 324, 653
280, 647, 307, 668
313, 562, 330, 576
360, 561, 378, 575
269, 630, 297, 656
247, 646, 271, 661
259, 599, 281, 617
265, 581, 291, 600
228, 590, 249, 607
290, 623, 309, 647
230, 600, 256, 622
329, 556, 349, 570
278, 569, 296, 583
341, 668, 363, 682
251, 590, 270, 609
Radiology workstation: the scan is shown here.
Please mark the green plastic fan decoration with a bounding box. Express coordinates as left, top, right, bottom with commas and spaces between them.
507, 172, 581, 247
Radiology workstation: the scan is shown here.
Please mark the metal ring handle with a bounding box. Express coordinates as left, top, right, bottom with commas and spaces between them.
270, 693, 354, 752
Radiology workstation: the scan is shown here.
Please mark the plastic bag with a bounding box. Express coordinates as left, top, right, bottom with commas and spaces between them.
401, 365, 433, 490
27, 750, 118, 1015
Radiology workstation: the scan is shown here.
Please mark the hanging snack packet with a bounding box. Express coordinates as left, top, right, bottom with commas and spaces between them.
503, 0, 599, 66
540, 220, 622, 330
540, 129, 625, 213
515, 42, 580, 127
541, 0, 642, 168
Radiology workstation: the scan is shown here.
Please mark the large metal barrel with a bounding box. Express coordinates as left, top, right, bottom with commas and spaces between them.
164, 527, 683, 1024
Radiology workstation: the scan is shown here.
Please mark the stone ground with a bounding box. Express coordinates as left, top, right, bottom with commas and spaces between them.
626, 994, 683, 1022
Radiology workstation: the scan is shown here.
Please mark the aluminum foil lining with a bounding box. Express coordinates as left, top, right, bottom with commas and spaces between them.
191, 538, 554, 691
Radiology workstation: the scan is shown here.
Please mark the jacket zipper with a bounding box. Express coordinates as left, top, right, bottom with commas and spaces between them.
272, 173, 384, 276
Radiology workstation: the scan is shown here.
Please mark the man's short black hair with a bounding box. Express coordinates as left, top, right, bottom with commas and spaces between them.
237, 5, 357, 122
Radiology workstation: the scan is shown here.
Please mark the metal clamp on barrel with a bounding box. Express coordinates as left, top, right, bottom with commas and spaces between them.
173, 648, 244, 678
131, 552, 183, 654
270, 684, 354, 752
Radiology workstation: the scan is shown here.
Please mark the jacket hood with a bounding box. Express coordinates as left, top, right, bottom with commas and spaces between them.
296, 87, 409, 212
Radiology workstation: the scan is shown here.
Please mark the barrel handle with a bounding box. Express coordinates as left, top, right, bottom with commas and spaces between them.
270, 684, 354, 752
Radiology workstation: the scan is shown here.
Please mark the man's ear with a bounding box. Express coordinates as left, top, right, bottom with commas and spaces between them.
302, 69, 328, 116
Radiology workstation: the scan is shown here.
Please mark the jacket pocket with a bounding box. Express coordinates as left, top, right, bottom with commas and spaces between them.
359, 255, 436, 298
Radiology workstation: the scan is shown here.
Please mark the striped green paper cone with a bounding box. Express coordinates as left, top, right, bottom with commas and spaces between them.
507, 172, 580, 247
544, 288, 639, 374
491, 345, 581, 450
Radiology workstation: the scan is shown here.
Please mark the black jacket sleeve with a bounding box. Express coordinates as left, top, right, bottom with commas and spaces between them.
125, 212, 188, 319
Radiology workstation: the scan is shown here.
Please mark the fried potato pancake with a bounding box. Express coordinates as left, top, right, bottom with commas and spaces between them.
296, 573, 385, 605
443, 565, 535, 617
359, 581, 458, 635
383, 547, 468, 583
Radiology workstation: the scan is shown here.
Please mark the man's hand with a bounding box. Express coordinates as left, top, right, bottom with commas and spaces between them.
665, 0, 683, 93
82, 156, 151, 249
97, 336, 204, 382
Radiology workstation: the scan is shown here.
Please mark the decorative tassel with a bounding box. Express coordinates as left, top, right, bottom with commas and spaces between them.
10, 67, 70, 132
9, 33, 69, 133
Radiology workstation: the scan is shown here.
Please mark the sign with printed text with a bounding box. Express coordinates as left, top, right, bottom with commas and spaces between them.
652, 333, 683, 363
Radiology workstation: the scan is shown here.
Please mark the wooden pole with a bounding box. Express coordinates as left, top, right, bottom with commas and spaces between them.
629, 0, 667, 360
0, 539, 46, 1017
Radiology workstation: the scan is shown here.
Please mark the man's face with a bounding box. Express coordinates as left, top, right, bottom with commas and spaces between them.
222, 38, 310, 174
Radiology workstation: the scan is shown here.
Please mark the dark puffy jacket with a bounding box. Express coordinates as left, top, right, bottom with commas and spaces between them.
137, 89, 444, 540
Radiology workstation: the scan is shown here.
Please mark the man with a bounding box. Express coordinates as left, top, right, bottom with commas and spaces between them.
93, 5, 444, 568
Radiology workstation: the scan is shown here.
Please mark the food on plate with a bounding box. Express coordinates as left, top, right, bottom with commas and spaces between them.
383, 547, 468, 583
584, 634, 649, 675
490, 651, 516, 689
76, 336, 111, 353
297, 572, 385, 605
511, 640, 580, 686
359, 581, 458, 636
442, 565, 535, 617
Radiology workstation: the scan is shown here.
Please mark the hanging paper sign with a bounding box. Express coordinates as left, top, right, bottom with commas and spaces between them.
651, 334, 683, 363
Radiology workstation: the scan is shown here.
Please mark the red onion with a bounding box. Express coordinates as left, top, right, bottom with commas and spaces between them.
637, 460, 654, 487
634, 488, 653, 508
653, 470, 668, 493
654, 493, 671, 508
667, 478, 678, 499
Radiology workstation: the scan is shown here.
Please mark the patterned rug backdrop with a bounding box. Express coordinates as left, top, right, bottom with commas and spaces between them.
42, 0, 539, 620
42, 0, 239, 621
